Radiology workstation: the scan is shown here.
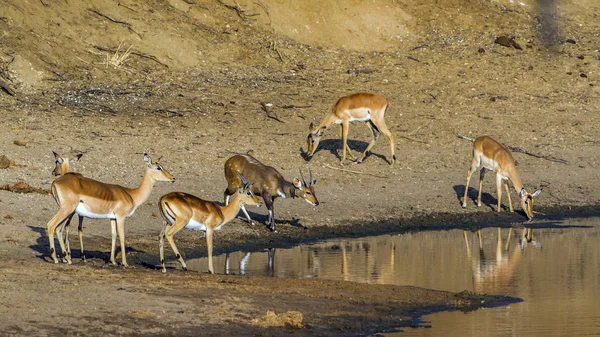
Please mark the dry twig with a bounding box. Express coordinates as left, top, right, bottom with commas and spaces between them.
322, 163, 389, 178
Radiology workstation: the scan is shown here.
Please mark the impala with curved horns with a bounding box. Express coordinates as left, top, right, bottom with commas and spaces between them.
45, 153, 175, 266
159, 172, 262, 274
306, 92, 396, 166
462, 136, 542, 221
224, 154, 318, 232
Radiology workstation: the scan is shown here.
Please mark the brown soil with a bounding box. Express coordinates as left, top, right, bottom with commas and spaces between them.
0, 0, 599, 335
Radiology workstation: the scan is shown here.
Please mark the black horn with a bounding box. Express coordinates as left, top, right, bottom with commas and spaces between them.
299, 169, 307, 187
237, 171, 250, 188
309, 167, 314, 186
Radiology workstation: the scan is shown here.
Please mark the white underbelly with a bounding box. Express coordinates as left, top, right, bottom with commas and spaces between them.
185, 219, 207, 231
75, 203, 116, 219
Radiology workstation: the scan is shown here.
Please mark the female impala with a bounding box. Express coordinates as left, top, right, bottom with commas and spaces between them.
158, 172, 262, 274
306, 92, 396, 166
462, 136, 542, 220
51, 151, 85, 261
45, 153, 175, 266
51, 151, 83, 176
224, 154, 318, 232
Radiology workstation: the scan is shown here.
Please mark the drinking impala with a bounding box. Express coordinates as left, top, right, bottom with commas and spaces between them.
306, 93, 396, 166
45, 153, 175, 266
224, 154, 318, 232
462, 136, 541, 220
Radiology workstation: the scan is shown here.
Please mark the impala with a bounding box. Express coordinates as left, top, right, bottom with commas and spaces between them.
52, 151, 83, 176
461, 136, 542, 221
45, 153, 175, 266
224, 154, 318, 232
158, 172, 262, 274
51, 151, 85, 261
306, 92, 396, 166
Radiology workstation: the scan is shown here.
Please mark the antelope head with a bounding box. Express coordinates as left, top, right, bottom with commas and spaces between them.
293, 168, 319, 206
306, 122, 326, 157
236, 171, 262, 207
52, 151, 83, 176
144, 153, 176, 183
519, 188, 542, 221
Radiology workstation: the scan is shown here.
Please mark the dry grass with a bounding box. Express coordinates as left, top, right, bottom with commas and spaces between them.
105, 41, 133, 70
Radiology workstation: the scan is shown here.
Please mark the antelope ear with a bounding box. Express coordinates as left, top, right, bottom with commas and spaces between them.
315, 127, 325, 137
144, 153, 152, 166
53, 151, 60, 160
311, 179, 317, 186
532, 189, 542, 197
74, 153, 83, 161
308, 122, 314, 131
519, 188, 527, 198
293, 178, 302, 188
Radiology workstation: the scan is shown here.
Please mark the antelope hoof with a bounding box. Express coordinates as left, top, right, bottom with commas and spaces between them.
461, 203, 467, 209
182, 266, 188, 271
162, 268, 167, 273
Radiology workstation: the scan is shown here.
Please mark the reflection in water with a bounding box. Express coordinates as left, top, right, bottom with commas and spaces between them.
184, 217, 599, 336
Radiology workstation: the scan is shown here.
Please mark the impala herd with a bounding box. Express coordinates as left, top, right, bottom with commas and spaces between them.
44, 92, 542, 274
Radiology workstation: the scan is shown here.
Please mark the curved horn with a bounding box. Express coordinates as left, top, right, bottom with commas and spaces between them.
299, 169, 307, 187
309, 167, 314, 187
237, 171, 249, 187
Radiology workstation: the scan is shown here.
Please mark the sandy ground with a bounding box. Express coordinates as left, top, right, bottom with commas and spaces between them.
0, 0, 599, 335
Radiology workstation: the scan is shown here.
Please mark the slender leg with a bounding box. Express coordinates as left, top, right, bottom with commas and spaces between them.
115, 215, 128, 267
358, 121, 379, 163
58, 213, 75, 264
462, 155, 480, 208
206, 227, 214, 274
504, 181, 514, 212
477, 168, 486, 207
495, 174, 503, 212
372, 119, 396, 165
340, 120, 356, 165
77, 215, 86, 261
46, 209, 75, 264
109, 219, 117, 265
505, 228, 513, 251
165, 219, 188, 271
159, 221, 167, 272
239, 204, 255, 226
262, 193, 276, 232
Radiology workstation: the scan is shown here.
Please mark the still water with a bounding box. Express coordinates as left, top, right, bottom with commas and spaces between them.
185, 217, 600, 336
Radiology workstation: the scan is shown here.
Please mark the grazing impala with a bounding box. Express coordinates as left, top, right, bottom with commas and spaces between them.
158, 172, 262, 274
224, 154, 318, 232
45, 153, 175, 266
306, 93, 396, 166
462, 136, 542, 220
52, 151, 83, 176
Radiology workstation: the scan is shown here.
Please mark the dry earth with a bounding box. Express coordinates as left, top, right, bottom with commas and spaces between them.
0, 0, 599, 335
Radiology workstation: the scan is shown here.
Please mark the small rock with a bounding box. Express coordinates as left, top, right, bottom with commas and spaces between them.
0, 155, 10, 169
565, 38, 576, 44
13, 140, 26, 146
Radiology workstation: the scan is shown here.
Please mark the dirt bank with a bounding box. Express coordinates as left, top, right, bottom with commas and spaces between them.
0, 0, 599, 335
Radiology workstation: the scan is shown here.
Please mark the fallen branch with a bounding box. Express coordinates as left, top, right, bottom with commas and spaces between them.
0, 77, 15, 96
280, 105, 311, 109
216, 0, 258, 19
322, 163, 389, 178
456, 134, 568, 164
260, 102, 284, 123
89, 9, 131, 26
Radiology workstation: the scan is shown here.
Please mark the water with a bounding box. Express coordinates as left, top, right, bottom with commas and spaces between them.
183, 217, 600, 336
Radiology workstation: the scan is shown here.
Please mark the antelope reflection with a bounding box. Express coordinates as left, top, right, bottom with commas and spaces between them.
464, 228, 541, 293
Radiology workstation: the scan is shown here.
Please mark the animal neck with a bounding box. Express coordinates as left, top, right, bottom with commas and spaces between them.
281, 179, 297, 198
125, 168, 157, 208
219, 192, 246, 223
506, 166, 524, 194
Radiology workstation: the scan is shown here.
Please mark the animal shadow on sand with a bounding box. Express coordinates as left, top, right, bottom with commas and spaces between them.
300, 139, 387, 163
28, 225, 143, 265
453, 184, 526, 217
